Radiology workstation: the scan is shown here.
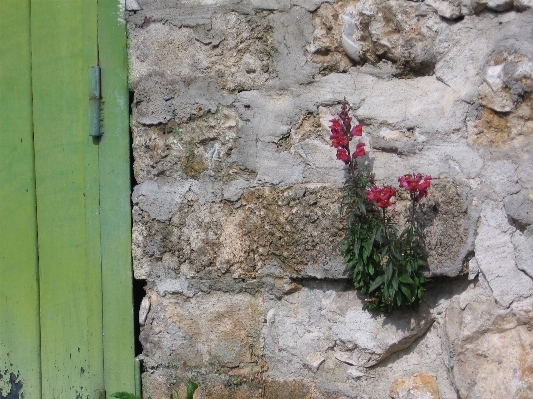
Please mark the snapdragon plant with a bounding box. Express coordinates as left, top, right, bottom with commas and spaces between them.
330, 98, 430, 312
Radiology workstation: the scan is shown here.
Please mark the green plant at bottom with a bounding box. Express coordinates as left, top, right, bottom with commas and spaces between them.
329, 98, 430, 312
111, 380, 198, 399
338, 171, 429, 312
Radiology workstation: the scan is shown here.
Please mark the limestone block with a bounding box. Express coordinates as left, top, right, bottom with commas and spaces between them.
132, 179, 193, 222
129, 15, 273, 93
445, 296, 533, 399
435, 11, 533, 103
512, 230, 533, 279
504, 190, 533, 229
336, 0, 444, 75
475, 200, 533, 307
389, 373, 440, 399
263, 284, 434, 379
140, 292, 263, 366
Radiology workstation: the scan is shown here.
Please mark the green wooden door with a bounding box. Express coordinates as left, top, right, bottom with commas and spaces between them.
0, 1, 134, 398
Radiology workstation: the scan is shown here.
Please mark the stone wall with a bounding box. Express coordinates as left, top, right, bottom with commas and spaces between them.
126, 1, 533, 398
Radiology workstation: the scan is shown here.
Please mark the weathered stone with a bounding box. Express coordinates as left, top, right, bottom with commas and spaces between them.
139, 296, 151, 326
310, 3, 354, 74
263, 282, 434, 380
125, 0, 141, 12
512, 229, 533, 279
341, 10, 363, 62
346, 368, 365, 379
479, 82, 515, 112
435, 11, 533, 103
139, 291, 263, 395
504, 190, 533, 230
389, 373, 440, 399
306, 352, 325, 371
128, 2, 533, 398
426, 0, 462, 19
445, 295, 533, 399
292, 0, 333, 12
487, 0, 514, 11
267, 6, 319, 86
460, 0, 488, 14
132, 179, 193, 222
514, 0, 533, 10
475, 200, 533, 307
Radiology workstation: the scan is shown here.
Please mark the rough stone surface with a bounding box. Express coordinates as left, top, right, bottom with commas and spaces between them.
128, 2, 533, 398
389, 373, 440, 399
445, 290, 533, 399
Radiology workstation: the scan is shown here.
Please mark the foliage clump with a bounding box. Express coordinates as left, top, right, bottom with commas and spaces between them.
329, 98, 431, 312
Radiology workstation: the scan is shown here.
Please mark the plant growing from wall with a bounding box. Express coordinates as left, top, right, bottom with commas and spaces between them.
330, 98, 430, 312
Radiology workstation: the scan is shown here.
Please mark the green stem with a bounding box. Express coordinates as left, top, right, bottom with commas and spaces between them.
382, 207, 389, 243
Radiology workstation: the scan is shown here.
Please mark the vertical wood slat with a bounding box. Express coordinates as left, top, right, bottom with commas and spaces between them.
30, 1, 103, 397
0, 2, 41, 398
98, 0, 136, 394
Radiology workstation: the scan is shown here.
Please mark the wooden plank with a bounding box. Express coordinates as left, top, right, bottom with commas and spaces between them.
98, 0, 136, 394
30, 1, 104, 397
0, 2, 41, 398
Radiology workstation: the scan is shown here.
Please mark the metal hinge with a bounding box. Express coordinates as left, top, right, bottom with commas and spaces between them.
89, 66, 101, 137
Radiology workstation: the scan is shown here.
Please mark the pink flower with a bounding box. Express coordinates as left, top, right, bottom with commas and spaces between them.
415, 189, 428, 202
377, 199, 392, 208
329, 119, 343, 136
336, 148, 350, 164
398, 173, 431, 202
351, 124, 364, 137
353, 142, 366, 158
379, 186, 397, 200
331, 136, 349, 149
417, 175, 432, 190
365, 185, 396, 207
365, 186, 381, 202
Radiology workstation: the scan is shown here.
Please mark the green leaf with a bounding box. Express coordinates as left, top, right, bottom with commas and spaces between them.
416, 258, 427, 266
400, 284, 411, 299
186, 381, 199, 399
392, 274, 399, 290
369, 275, 385, 293
385, 262, 393, 283
399, 274, 414, 284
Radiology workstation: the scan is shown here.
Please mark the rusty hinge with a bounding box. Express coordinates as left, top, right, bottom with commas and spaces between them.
89, 66, 101, 137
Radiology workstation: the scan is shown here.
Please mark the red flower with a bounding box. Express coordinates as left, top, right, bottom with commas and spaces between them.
398, 174, 431, 202
331, 136, 349, 149
379, 186, 397, 200
417, 175, 432, 190
415, 189, 428, 202
365, 185, 396, 207
329, 119, 343, 136
377, 199, 392, 208
353, 142, 366, 158
365, 186, 381, 202
336, 148, 350, 164
351, 124, 364, 137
